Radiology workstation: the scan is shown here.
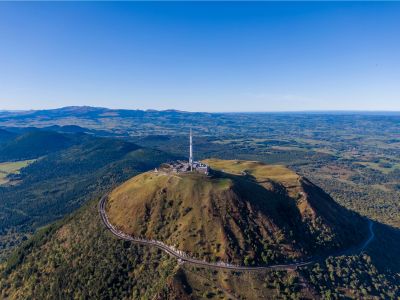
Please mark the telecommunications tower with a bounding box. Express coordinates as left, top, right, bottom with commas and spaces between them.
189, 128, 193, 171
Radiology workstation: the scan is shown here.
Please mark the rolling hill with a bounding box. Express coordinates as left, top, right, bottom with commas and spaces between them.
0, 129, 16, 144
0, 132, 176, 260
0, 131, 74, 162
106, 159, 368, 266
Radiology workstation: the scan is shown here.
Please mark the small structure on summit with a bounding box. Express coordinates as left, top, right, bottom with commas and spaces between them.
161, 129, 209, 175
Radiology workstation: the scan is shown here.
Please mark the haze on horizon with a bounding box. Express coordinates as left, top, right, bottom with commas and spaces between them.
0, 2, 399, 112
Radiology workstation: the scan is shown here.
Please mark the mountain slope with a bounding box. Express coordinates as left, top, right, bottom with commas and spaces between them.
0, 131, 74, 162
106, 159, 368, 266
1, 199, 179, 300
0, 129, 16, 144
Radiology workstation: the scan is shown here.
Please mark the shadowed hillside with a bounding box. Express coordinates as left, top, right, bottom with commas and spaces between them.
0, 129, 16, 144
0, 131, 74, 162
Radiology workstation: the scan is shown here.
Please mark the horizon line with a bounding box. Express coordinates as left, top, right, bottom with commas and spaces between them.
1, 106, 400, 114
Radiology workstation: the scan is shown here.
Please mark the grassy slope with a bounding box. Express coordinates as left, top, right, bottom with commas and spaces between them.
107, 159, 367, 265
108, 172, 235, 260
203, 159, 299, 184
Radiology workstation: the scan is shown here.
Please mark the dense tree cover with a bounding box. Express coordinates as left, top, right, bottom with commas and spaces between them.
301, 255, 399, 299
0, 199, 178, 300
0, 131, 76, 162
0, 129, 16, 144
305, 176, 400, 228
0, 132, 175, 260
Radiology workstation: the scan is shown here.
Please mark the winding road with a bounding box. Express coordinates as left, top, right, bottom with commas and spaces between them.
98, 194, 375, 272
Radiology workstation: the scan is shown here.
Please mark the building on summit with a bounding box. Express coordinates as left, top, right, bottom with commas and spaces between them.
162, 129, 209, 175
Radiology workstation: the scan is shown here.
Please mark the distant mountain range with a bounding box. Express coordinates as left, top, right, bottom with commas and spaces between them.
1, 106, 400, 138
0, 106, 216, 136
0, 106, 201, 120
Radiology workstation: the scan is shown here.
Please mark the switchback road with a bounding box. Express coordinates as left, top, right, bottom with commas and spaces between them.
98, 194, 375, 272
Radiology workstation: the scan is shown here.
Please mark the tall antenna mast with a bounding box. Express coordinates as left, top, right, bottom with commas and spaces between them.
189, 128, 193, 171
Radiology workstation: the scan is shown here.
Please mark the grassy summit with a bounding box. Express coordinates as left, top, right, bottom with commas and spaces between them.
107, 159, 367, 265
204, 159, 299, 184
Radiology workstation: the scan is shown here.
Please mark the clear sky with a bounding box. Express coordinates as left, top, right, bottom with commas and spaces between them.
0, 1, 399, 112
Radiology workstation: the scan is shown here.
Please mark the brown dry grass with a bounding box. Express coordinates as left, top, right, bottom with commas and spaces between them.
203, 159, 299, 185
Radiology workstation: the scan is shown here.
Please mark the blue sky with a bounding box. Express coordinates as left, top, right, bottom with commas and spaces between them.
0, 2, 399, 112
